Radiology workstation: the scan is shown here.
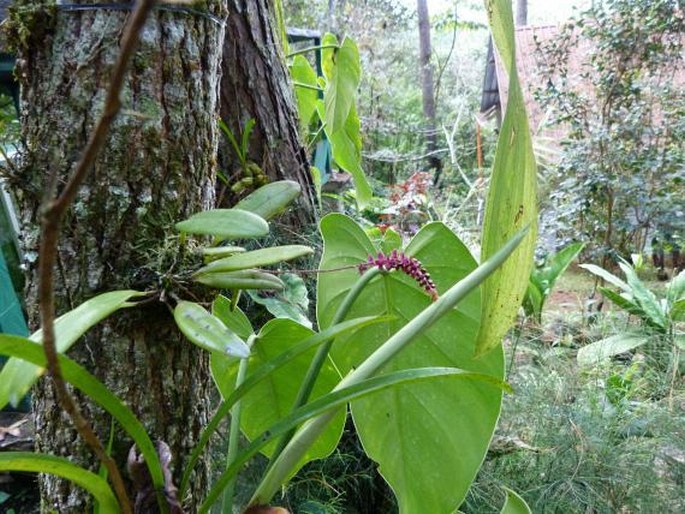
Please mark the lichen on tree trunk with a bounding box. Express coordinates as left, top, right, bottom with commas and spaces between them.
219, 0, 315, 220
10, 3, 226, 512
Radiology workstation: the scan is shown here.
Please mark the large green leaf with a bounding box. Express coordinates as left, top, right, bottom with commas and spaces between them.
290, 56, 319, 131
0, 453, 118, 513
211, 318, 345, 465
212, 296, 254, 339
577, 334, 648, 366
175, 208, 269, 239
0, 334, 165, 503
317, 213, 504, 514
234, 181, 301, 221
500, 487, 532, 514
579, 263, 630, 292
323, 102, 373, 208
324, 36, 360, 134
0, 290, 145, 409
196, 245, 313, 275
477, 0, 537, 355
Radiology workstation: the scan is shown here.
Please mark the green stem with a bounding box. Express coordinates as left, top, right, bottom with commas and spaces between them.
220, 355, 250, 513
268, 267, 381, 463
249, 228, 528, 506
286, 44, 339, 58
292, 80, 324, 92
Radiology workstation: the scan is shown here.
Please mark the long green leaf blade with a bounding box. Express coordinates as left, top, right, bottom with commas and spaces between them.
0, 290, 145, 409
196, 245, 313, 274
0, 452, 119, 514
203, 366, 509, 513
476, 0, 537, 356
0, 334, 165, 503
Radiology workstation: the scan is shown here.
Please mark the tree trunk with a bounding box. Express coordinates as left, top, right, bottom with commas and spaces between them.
219, 0, 315, 221
516, 0, 528, 26
10, 2, 226, 511
416, 0, 442, 176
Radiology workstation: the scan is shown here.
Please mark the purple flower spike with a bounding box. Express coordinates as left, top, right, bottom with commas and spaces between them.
358, 251, 439, 301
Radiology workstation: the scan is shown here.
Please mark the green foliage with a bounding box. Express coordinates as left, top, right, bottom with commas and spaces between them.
0, 290, 146, 409
523, 242, 585, 322
317, 214, 505, 513
578, 263, 684, 365
477, 0, 538, 356
175, 208, 269, 239
0, 453, 118, 514
536, 0, 685, 261
247, 273, 311, 328
500, 487, 532, 514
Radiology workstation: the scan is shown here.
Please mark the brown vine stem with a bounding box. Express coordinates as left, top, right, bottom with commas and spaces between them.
37, 1, 157, 513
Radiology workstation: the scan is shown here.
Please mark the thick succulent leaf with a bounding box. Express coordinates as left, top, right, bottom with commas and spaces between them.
324, 36, 360, 134
477, 0, 537, 355
203, 246, 245, 262
0, 290, 145, 409
194, 269, 284, 291
174, 301, 250, 358
577, 334, 648, 366
500, 487, 532, 514
0, 453, 118, 514
234, 181, 301, 221
247, 273, 312, 328
317, 213, 504, 514
196, 245, 313, 274
290, 55, 319, 130
211, 318, 345, 465
175, 208, 269, 239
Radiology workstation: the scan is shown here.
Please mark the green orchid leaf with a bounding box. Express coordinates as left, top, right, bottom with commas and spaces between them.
0, 290, 145, 409
247, 273, 312, 328
196, 245, 313, 274
175, 208, 269, 239
194, 269, 284, 291
577, 334, 648, 366
317, 213, 504, 514
500, 487, 532, 514
174, 301, 250, 358
290, 55, 319, 130
211, 318, 345, 466
477, 0, 537, 356
0, 453, 118, 514
234, 181, 302, 221
0, 334, 165, 504
203, 246, 245, 262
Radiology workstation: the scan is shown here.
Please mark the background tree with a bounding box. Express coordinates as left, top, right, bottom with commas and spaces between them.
416, 0, 442, 176
219, 0, 315, 219
536, 0, 685, 267
6, 0, 312, 511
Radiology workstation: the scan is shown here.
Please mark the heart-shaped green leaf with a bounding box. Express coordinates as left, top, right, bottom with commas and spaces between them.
234, 181, 301, 221
324, 36, 361, 134
196, 245, 313, 274
211, 318, 345, 465
174, 301, 250, 358
317, 213, 504, 514
175, 209, 269, 239
290, 56, 319, 131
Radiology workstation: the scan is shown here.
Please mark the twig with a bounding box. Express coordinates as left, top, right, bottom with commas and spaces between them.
37, 1, 157, 513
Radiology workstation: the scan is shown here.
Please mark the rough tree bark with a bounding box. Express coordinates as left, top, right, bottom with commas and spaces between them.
416, 0, 442, 176
8, 2, 226, 511
219, 0, 315, 220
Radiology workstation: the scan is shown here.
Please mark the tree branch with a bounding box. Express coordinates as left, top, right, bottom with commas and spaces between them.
37, 1, 158, 513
